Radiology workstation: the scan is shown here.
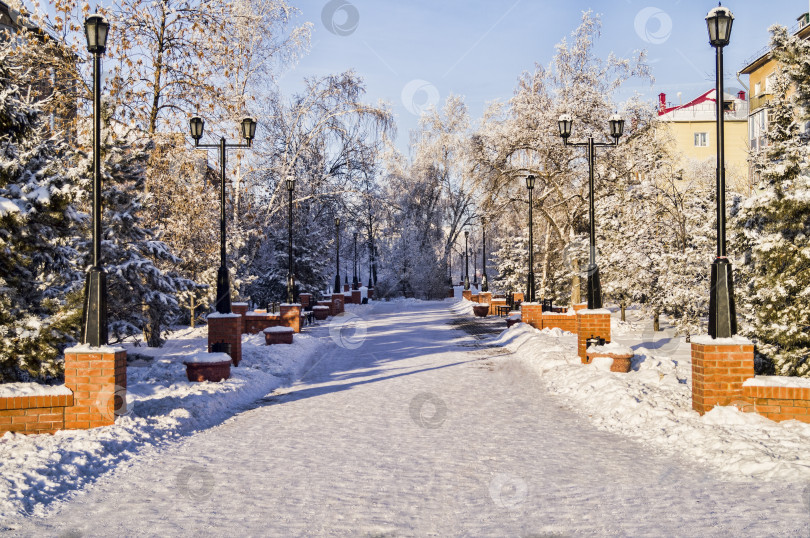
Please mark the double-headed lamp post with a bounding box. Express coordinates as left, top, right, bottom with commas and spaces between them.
81, 14, 110, 347
481, 217, 489, 292
334, 217, 341, 293
189, 115, 257, 314
706, 5, 737, 338
464, 230, 470, 290
286, 176, 295, 304
525, 174, 536, 303
557, 113, 625, 309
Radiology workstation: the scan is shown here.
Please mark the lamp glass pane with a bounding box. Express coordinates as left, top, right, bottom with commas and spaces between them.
97, 20, 108, 49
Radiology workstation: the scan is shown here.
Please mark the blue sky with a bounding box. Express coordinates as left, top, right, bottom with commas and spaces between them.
277, 0, 807, 154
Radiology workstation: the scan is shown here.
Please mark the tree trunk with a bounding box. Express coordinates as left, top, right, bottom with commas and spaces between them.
571, 257, 581, 305
621, 303, 626, 322
653, 312, 660, 332
143, 304, 163, 347
189, 294, 196, 329
540, 228, 551, 300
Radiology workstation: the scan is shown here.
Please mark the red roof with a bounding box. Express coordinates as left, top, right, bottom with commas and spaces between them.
658, 89, 715, 116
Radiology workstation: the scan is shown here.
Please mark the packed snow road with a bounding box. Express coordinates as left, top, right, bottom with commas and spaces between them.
10, 302, 809, 536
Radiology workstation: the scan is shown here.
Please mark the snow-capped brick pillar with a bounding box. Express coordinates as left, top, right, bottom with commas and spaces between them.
207, 313, 243, 367
576, 309, 611, 362
63, 346, 127, 430
462, 290, 472, 301
520, 302, 544, 330
691, 336, 754, 415
351, 290, 362, 304
331, 294, 345, 316
231, 303, 249, 333
299, 293, 312, 309
280, 304, 302, 333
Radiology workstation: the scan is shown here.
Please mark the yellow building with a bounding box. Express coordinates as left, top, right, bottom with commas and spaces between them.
656, 89, 749, 193
740, 11, 810, 186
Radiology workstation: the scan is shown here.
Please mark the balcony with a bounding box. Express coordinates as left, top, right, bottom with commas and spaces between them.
750, 93, 773, 111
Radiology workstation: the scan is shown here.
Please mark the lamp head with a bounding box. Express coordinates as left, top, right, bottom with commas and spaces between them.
286, 176, 295, 191
526, 174, 536, 190
557, 114, 573, 139
241, 117, 257, 143
189, 116, 204, 141
608, 114, 625, 140
706, 5, 733, 47
84, 14, 109, 55
335, 217, 340, 226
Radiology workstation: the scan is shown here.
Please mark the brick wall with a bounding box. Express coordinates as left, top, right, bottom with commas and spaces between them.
207, 315, 243, 366
541, 312, 578, 333
462, 290, 472, 301
64, 348, 127, 429
0, 393, 74, 434
489, 298, 506, 316
280, 304, 302, 333
572, 303, 587, 312
244, 313, 281, 334
691, 341, 754, 414
741, 384, 810, 423
576, 311, 611, 360
513, 292, 524, 303
351, 290, 362, 304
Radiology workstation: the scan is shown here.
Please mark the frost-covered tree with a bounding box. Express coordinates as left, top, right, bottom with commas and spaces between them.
492, 234, 528, 294
0, 46, 82, 381
473, 11, 652, 304
733, 25, 810, 376
71, 111, 200, 346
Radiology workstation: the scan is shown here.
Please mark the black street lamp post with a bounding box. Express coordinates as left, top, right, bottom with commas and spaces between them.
525, 175, 536, 303
464, 230, 470, 290
368, 233, 374, 288
81, 14, 110, 347
481, 217, 489, 292
706, 5, 737, 338
557, 113, 625, 309
334, 217, 341, 293
189, 115, 257, 314
286, 176, 295, 304
353, 231, 359, 290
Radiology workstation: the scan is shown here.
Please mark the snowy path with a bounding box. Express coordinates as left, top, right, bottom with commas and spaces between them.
9, 302, 809, 536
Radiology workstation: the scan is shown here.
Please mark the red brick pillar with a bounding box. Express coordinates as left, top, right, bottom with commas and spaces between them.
343, 284, 350, 292
479, 292, 492, 313
207, 313, 243, 366
462, 290, 472, 301
572, 302, 587, 313
63, 346, 127, 429
231, 303, 248, 334
280, 304, 302, 333
351, 290, 362, 304
691, 337, 755, 415
332, 294, 345, 315
576, 310, 611, 362
368, 288, 374, 299
299, 293, 312, 309
513, 292, 524, 304
520, 303, 543, 330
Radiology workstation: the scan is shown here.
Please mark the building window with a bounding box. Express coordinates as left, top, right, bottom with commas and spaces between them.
694, 132, 709, 147
765, 73, 775, 93
754, 82, 761, 96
